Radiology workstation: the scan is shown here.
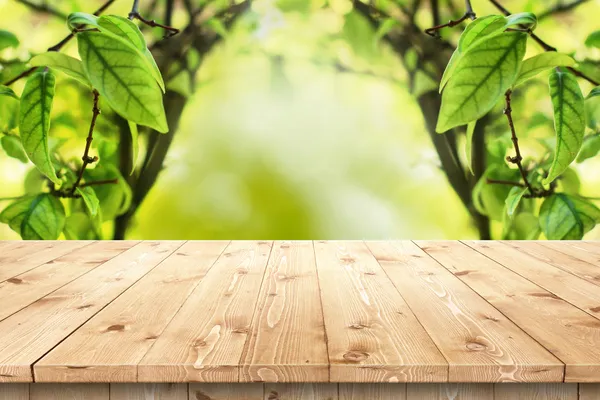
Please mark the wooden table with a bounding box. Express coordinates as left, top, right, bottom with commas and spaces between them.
0, 241, 599, 399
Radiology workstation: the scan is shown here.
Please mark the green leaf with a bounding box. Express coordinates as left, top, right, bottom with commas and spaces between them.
0, 30, 19, 51
1, 135, 28, 163
67, 12, 99, 30
0, 194, 65, 240
83, 165, 131, 221
440, 15, 507, 93
128, 120, 138, 174
374, 18, 398, 43
0, 85, 19, 100
513, 53, 575, 87
585, 30, 600, 48
505, 186, 528, 217
577, 134, 600, 163
473, 165, 520, 221
542, 71, 585, 185
465, 120, 476, 175
30, 53, 91, 87
514, 212, 541, 240
505, 12, 537, 31
588, 86, 600, 99
540, 194, 600, 240
437, 32, 527, 133
97, 15, 166, 93
24, 168, 45, 193
64, 212, 98, 240
19, 69, 61, 184
76, 186, 100, 216
77, 31, 168, 132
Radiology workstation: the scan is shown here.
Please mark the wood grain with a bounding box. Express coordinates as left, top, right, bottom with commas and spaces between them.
533, 242, 600, 286
580, 384, 600, 400
539, 242, 600, 268
0, 241, 135, 322
189, 383, 263, 399
338, 384, 406, 399
405, 384, 493, 399
314, 241, 447, 383
29, 384, 109, 400
35, 241, 229, 382
138, 241, 273, 383
471, 241, 600, 320
240, 241, 328, 383
367, 241, 562, 383
429, 241, 600, 382
0, 241, 183, 383
0, 384, 28, 400
494, 383, 578, 400
0, 241, 91, 283
264, 383, 338, 400
110, 384, 188, 399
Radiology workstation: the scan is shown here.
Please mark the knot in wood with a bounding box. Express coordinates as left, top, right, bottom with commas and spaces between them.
343, 351, 369, 362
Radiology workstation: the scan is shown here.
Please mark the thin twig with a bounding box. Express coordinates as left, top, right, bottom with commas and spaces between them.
14, 0, 67, 19
486, 178, 525, 187
537, 0, 591, 20
425, 0, 475, 36
71, 90, 101, 195
0, 196, 24, 202
2, 0, 116, 86
129, 0, 179, 38
503, 90, 536, 196
489, 0, 599, 86
80, 179, 119, 188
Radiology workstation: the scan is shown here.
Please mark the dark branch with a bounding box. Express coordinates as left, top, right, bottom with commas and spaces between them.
129, 0, 179, 38
70, 90, 101, 195
487, 178, 525, 187
80, 179, 119, 188
14, 0, 67, 19
538, 0, 591, 20
2, 0, 116, 86
425, 0, 475, 36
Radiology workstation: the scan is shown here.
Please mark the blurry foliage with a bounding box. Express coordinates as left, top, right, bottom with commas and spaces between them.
0, 0, 599, 240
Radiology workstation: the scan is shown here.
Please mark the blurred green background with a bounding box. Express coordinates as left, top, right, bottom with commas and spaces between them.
1, 0, 599, 239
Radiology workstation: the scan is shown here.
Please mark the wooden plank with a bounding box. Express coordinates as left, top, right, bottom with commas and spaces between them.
366, 241, 562, 383
339, 384, 406, 400
580, 384, 600, 400
189, 383, 263, 399
507, 241, 600, 288
30, 384, 109, 400
469, 241, 600, 320
541, 241, 600, 264
35, 241, 229, 382
264, 383, 338, 400
0, 241, 184, 383
424, 241, 600, 383
314, 241, 447, 383
110, 384, 188, 399
240, 241, 328, 383
0, 384, 28, 400
138, 241, 273, 383
406, 384, 493, 399
0, 241, 91, 283
0, 241, 136, 322
494, 383, 578, 399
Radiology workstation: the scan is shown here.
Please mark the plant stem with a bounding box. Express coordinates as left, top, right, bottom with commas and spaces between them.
129, 0, 179, 38
71, 90, 101, 195
424, 0, 476, 37
503, 90, 535, 196
14, 0, 67, 19
487, 178, 525, 187
80, 179, 119, 188
2, 0, 116, 86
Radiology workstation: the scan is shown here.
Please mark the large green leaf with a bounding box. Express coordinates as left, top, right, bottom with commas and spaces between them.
30, 53, 91, 87
77, 31, 168, 132
513, 53, 575, 87
0, 85, 19, 100
1, 135, 28, 163
540, 194, 600, 240
542, 71, 585, 185
97, 15, 165, 92
577, 134, 600, 163
0, 30, 19, 51
19, 70, 61, 184
0, 194, 65, 240
437, 32, 527, 133
83, 164, 131, 221
439, 15, 506, 92
76, 186, 100, 216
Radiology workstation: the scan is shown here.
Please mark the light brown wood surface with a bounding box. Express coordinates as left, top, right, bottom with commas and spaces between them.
1, 240, 600, 386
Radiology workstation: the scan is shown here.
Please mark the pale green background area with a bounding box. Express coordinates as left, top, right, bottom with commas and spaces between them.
1, 0, 600, 239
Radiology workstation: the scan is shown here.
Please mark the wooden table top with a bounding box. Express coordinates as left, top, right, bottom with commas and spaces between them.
0, 240, 599, 384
